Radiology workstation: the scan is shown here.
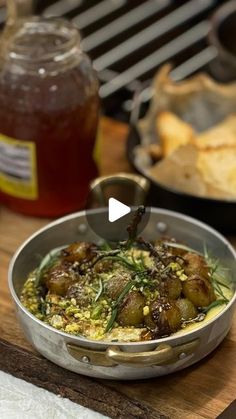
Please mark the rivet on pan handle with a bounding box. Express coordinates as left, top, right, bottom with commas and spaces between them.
89, 172, 150, 206
67, 339, 199, 368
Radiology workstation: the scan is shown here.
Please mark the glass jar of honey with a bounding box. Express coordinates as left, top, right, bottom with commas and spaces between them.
0, 17, 99, 217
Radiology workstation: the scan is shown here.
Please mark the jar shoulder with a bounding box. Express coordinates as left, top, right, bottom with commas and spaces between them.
0, 57, 99, 112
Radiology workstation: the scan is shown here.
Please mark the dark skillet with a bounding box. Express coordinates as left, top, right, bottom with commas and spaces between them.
127, 124, 236, 233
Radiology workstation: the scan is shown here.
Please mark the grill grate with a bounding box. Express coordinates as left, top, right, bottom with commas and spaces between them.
0, 0, 229, 120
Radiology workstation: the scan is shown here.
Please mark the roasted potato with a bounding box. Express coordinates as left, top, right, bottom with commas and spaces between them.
106, 272, 131, 300
117, 291, 145, 326
176, 298, 198, 321
62, 242, 97, 263
182, 274, 215, 307
145, 297, 181, 337
184, 252, 209, 279
45, 262, 76, 296
160, 276, 182, 300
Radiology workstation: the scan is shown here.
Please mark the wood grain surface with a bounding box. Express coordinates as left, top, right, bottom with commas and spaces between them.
0, 117, 236, 419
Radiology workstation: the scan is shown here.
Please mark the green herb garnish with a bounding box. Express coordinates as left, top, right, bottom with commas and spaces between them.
202, 299, 226, 313
105, 307, 118, 333
99, 241, 112, 251
164, 242, 202, 255
91, 304, 103, 320
105, 281, 134, 333
94, 278, 104, 302
204, 246, 230, 304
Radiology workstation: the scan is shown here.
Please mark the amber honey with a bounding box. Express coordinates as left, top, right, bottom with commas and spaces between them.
0, 18, 99, 216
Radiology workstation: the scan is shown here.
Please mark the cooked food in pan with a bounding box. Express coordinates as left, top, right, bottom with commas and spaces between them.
148, 112, 236, 199
137, 66, 236, 200
20, 208, 233, 342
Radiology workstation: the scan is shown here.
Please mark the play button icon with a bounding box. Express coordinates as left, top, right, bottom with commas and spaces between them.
85, 173, 150, 241
108, 198, 131, 222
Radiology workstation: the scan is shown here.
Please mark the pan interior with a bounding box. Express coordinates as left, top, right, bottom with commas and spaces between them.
9, 208, 236, 346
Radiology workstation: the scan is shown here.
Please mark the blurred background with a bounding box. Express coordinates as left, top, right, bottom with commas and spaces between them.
0, 0, 227, 121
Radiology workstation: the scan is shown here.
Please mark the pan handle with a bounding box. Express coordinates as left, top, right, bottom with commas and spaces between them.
106, 340, 199, 366
89, 172, 150, 206
67, 339, 199, 368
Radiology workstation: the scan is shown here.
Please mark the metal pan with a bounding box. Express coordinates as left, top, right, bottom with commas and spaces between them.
127, 124, 236, 233
8, 205, 236, 380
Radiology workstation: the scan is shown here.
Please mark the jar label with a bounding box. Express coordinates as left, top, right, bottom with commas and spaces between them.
0, 133, 38, 199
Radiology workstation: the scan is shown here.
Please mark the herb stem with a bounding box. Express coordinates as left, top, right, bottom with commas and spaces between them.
105, 308, 118, 333
105, 281, 134, 333
202, 299, 226, 313
94, 278, 103, 302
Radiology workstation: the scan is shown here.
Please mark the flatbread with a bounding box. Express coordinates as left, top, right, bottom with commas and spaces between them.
197, 147, 236, 198
148, 144, 207, 197
156, 111, 195, 157
194, 115, 236, 150
148, 143, 236, 199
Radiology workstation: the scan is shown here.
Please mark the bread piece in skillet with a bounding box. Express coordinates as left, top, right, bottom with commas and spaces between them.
156, 111, 195, 157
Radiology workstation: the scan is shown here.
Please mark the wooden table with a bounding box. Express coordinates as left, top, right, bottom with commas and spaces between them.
0, 117, 236, 419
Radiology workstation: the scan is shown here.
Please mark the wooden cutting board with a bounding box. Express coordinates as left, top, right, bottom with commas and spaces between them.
1, 117, 236, 419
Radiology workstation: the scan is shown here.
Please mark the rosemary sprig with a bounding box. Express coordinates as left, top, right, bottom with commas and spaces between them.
105, 281, 134, 333
139, 252, 147, 271
116, 281, 134, 305
164, 242, 202, 255
94, 278, 103, 302
211, 278, 229, 303
99, 241, 112, 251
105, 307, 118, 333
81, 249, 120, 272
95, 254, 146, 272
202, 299, 226, 313
130, 251, 140, 269
204, 246, 230, 304
96, 255, 135, 270
203, 242, 209, 260
212, 277, 231, 290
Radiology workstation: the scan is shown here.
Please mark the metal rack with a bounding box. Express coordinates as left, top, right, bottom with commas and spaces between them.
0, 0, 229, 119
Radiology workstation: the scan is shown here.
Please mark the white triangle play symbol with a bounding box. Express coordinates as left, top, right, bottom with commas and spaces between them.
108, 198, 131, 223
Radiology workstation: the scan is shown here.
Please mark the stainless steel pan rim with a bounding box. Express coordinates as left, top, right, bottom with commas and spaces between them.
8, 206, 236, 348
